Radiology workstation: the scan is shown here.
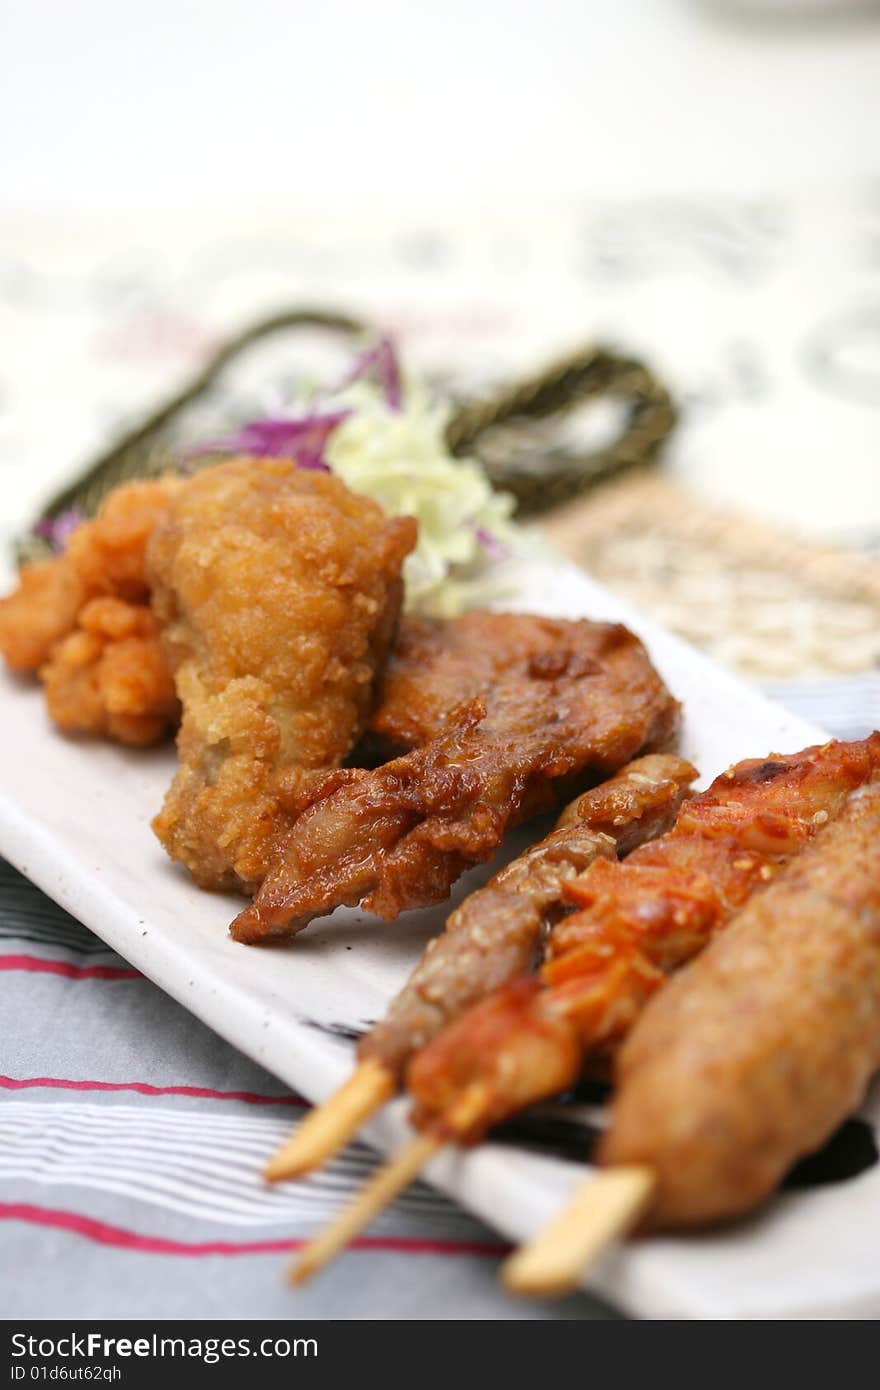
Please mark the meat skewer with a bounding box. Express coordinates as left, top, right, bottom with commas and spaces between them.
406, 735, 880, 1139
287, 735, 880, 1284
505, 769, 880, 1295
266, 752, 696, 1181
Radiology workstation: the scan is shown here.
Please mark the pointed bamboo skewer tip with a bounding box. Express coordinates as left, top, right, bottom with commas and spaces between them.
265, 1058, 395, 1182
501, 1165, 655, 1299
287, 1082, 493, 1287
288, 1129, 443, 1286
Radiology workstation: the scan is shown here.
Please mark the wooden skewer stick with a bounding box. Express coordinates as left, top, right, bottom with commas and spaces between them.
501, 1166, 655, 1298
288, 1083, 493, 1286
265, 1058, 394, 1182
289, 1129, 443, 1286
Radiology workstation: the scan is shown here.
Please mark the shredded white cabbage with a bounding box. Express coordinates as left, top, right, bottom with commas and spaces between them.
320, 376, 518, 616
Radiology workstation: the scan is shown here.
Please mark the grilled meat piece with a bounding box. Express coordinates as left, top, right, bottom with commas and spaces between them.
233, 616, 680, 941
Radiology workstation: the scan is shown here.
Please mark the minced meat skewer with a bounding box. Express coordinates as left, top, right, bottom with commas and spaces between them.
601, 773, 880, 1228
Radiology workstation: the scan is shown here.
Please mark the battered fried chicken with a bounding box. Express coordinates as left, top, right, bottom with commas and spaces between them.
0, 557, 84, 674
42, 597, 178, 746
148, 456, 417, 893
233, 614, 679, 942
0, 479, 181, 744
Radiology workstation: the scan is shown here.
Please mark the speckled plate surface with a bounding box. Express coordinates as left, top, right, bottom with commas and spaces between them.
3, 552, 877, 1320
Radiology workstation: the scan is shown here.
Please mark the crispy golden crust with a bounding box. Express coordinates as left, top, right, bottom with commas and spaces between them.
0, 479, 181, 743
233, 617, 680, 942
41, 598, 179, 747
0, 558, 85, 673
602, 775, 880, 1229
148, 457, 417, 893
64, 481, 180, 601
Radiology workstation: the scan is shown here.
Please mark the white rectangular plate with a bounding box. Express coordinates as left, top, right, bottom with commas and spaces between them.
2, 552, 878, 1320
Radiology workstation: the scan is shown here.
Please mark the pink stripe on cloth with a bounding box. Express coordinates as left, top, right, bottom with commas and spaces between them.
0, 1202, 510, 1260
0, 954, 139, 981
0, 1076, 308, 1107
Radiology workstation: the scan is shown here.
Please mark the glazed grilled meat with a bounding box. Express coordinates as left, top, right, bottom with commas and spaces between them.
233, 615, 680, 941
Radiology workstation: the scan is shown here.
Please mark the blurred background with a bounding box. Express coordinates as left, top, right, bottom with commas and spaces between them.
3, 0, 880, 715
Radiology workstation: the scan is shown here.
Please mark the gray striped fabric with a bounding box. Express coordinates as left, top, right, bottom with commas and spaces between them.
1, 680, 875, 1319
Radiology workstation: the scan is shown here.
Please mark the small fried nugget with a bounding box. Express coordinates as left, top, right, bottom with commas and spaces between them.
0, 478, 181, 744
41, 597, 179, 747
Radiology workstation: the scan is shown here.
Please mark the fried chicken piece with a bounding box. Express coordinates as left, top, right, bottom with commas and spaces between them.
233, 614, 679, 942
41, 597, 179, 746
0, 479, 179, 672
148, 457, 417, 893
0, 557, 84, 673
64, 479, 180, 602
0, 479, 181, 744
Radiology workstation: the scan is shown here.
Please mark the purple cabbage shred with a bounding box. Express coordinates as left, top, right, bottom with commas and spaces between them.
33, 507, 86, 552
475, 526, 508, 560
184, 338, 404, 469
340, 336, 403, 412
186, 410, 351, 471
